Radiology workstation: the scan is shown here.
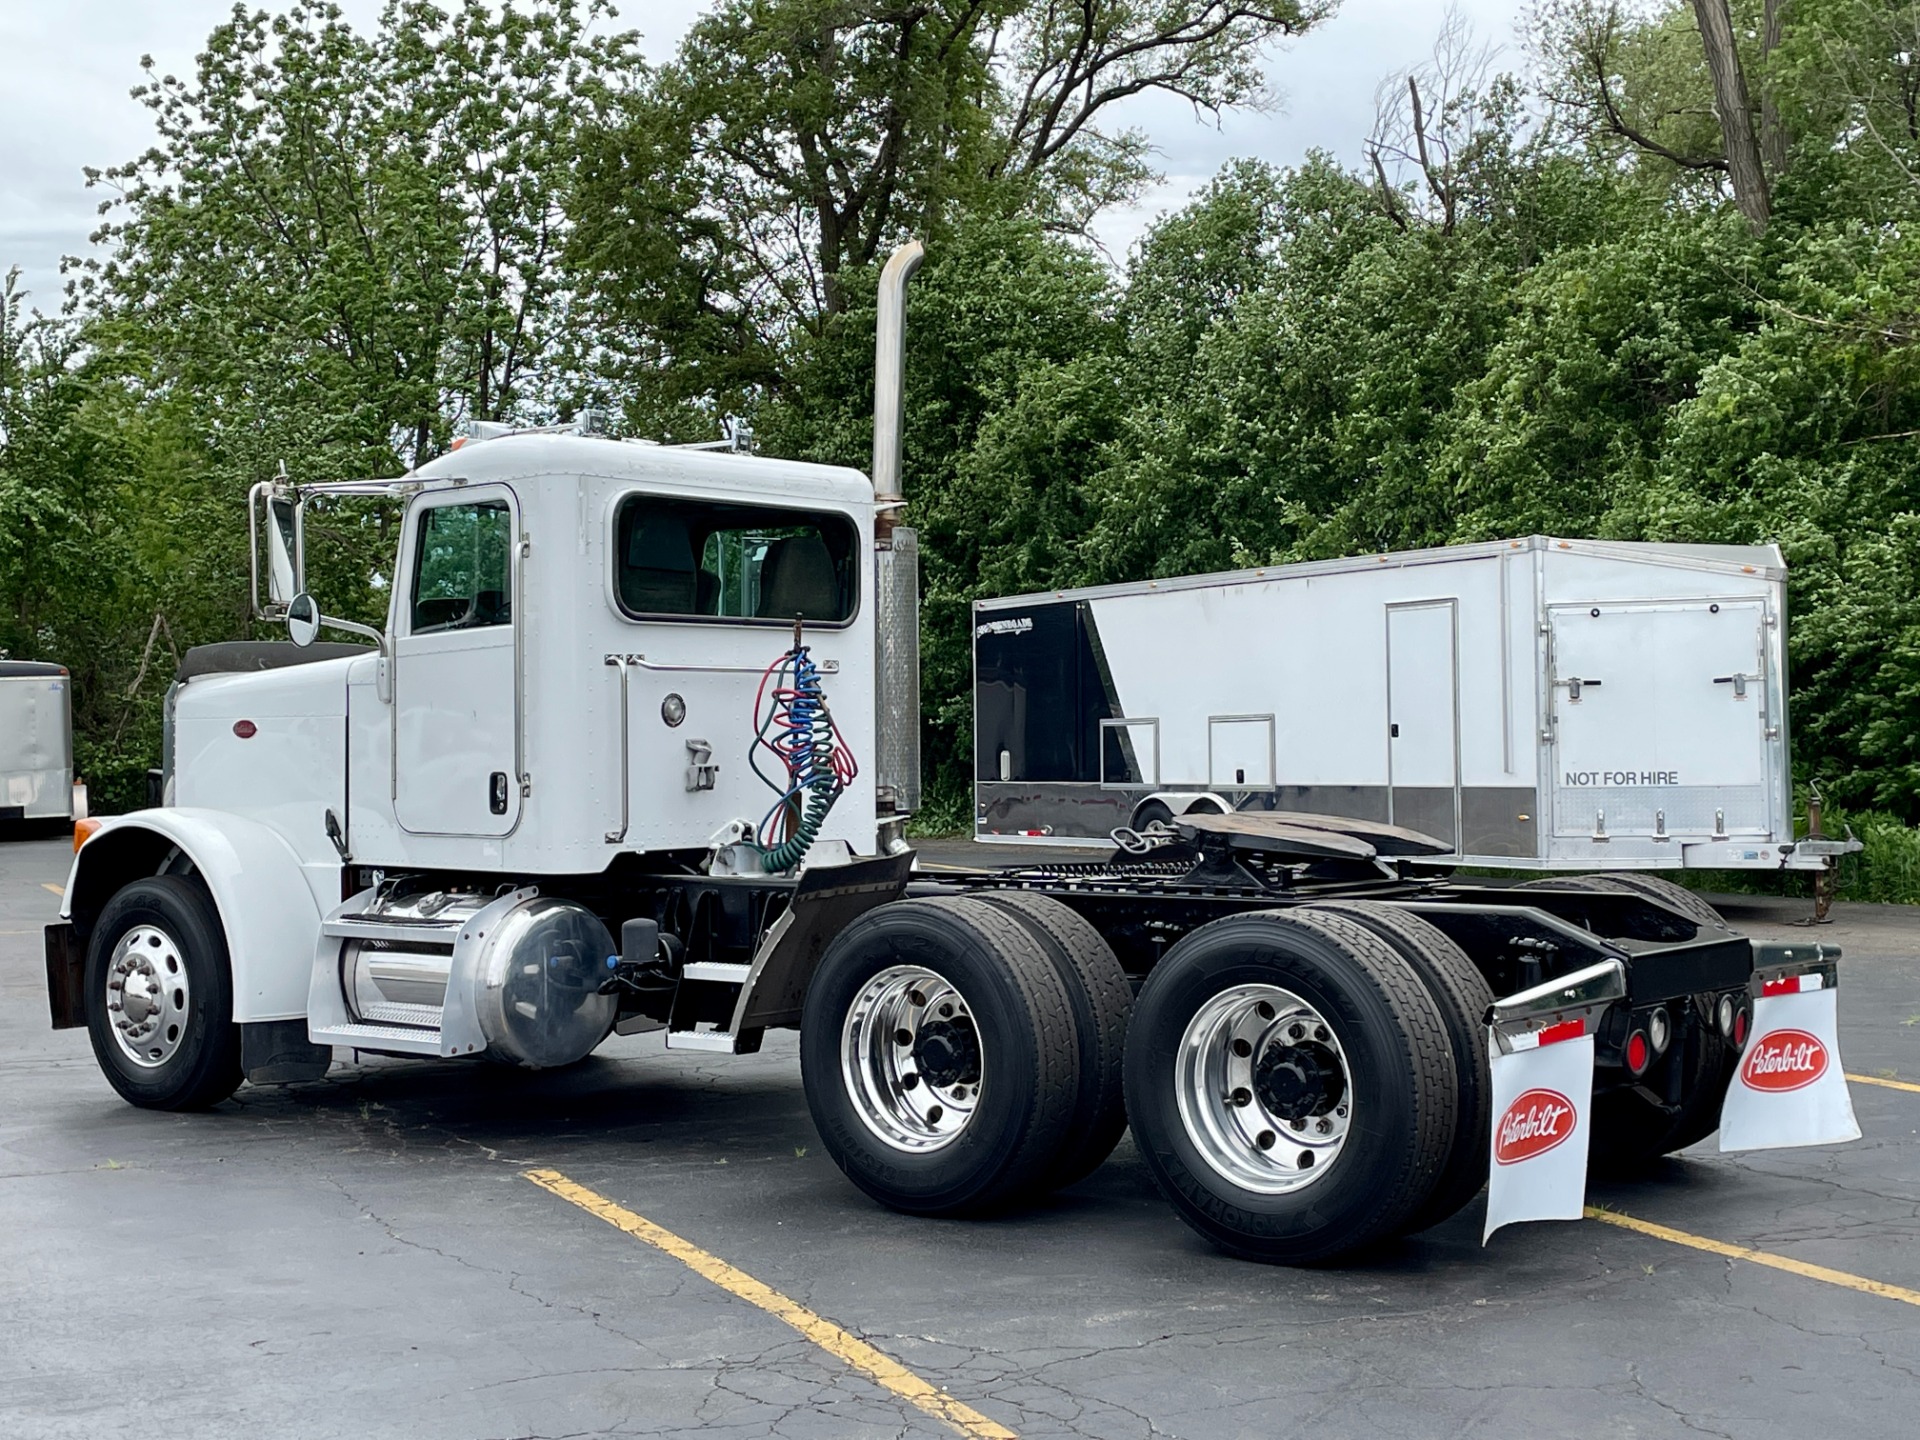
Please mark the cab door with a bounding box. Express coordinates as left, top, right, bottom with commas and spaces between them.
393, 489, 520, 836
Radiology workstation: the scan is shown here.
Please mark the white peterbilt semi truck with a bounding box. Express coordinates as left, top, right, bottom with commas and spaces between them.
44, 244, 1851, 1264
972, 538, 1859, 877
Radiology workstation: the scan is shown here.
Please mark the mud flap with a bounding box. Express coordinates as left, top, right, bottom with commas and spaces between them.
1483, 958, 1625, 1243
1719, 946, 1860, 1153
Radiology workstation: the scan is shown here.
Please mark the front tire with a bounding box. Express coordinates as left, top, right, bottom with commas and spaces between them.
85, 876, 242, 1110
800, 897, 1080, 1216
1125, 910, 1457, 1264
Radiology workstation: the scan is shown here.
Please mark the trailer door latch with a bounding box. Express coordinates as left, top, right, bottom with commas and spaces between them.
1713, 673, 1757, 699
1553, 676, 1601, 702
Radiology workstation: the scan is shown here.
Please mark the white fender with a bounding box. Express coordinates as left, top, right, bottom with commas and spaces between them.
64, 808, 331, 1022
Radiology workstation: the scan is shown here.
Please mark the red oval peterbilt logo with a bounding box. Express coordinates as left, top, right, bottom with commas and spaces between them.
1495, 1089, 1578, 1165
1740, 1029, 1827, 1092
232, 720, 257, 739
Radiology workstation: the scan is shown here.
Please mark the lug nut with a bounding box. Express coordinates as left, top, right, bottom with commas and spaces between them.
1316, 1118, 1332, 1134
1288, 1023, 1305, 1040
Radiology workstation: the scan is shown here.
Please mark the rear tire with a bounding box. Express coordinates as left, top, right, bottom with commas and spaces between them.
1302, 901, 1494, 1234
1517, 874, 1725, 932
84, 876, 242, 1111
977, 891, 1132, 1189
800, 897, 1080, 1216
1124, 909, 1457, 1264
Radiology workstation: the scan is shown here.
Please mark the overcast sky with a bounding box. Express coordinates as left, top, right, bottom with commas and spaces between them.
1, 0, 1529, 311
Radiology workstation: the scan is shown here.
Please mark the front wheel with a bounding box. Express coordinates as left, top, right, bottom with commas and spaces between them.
84, 875, 242, 1110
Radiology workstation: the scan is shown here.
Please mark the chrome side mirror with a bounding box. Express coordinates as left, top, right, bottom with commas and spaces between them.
287, 592, 320, 648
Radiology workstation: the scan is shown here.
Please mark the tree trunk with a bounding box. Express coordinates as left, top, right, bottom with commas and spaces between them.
1759, 0, 1789, 178
1690, 0, 1771, 233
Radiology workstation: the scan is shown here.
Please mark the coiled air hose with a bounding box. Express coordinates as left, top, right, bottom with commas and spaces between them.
750, 634, 857, 873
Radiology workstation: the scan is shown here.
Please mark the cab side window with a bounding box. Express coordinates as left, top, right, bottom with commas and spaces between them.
410, 500, 513, 634
614, 495, 857, 625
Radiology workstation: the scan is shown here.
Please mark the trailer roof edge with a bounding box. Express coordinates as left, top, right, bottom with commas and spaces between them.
974, 535, 1787, 611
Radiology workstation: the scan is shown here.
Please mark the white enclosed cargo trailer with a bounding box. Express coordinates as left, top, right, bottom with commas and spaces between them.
974, 537, 1854, 873
1, 661, 77, 823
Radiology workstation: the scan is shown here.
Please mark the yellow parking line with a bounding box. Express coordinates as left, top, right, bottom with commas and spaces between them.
523, 1169, 1015, 1439
41, 883, 64, 897
1848, 1072, 1920, 1095
1586, 1207, 1920, 1308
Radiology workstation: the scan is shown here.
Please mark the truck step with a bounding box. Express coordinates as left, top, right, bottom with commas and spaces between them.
308, 1021, 446, 1057
322, 914, 462, 947
680, 961, 751, 984
664, 1028, 741, 1052
355, 1001, 445, 1029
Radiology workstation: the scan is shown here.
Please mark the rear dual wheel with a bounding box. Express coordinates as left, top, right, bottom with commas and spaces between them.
800, 897, 1083, 1215
1124, 910, 1460, 1264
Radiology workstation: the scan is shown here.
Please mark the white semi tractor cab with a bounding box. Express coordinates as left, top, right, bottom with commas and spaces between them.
44, 245, 1854, 1263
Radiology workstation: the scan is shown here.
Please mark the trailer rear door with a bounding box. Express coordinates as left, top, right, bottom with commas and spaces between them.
1548, 599, 1773, 840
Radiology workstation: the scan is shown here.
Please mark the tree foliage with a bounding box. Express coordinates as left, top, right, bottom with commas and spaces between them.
7, 0, 1920, 865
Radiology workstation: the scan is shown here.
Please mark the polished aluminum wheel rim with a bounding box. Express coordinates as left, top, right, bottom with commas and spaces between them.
105, 924, 191, 1068
841, 964, 983, 1153
1175, 982, 1353, 1195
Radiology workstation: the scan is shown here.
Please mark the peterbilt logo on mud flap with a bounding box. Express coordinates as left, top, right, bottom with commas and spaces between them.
1740, 1029, 1828, 1092
1495, 1089, 1578, 1164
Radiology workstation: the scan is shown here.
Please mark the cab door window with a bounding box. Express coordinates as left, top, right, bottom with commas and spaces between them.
410, 500, 513, 633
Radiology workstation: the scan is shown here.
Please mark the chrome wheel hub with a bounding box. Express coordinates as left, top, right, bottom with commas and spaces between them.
841, 964, 982, 1153
1176, 982, 1354, 1194
105, 924, 191, 1068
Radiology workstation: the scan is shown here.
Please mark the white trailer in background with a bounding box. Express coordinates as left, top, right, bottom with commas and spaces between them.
1, 661, 78, 824
974, 536, 1853, 872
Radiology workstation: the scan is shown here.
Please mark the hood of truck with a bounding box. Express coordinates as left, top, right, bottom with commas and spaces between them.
172, 656, 352, 828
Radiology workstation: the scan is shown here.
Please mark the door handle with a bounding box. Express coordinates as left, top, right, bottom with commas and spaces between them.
1552, 676, 1602, 702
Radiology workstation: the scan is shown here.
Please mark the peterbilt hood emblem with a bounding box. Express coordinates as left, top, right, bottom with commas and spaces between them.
1740, 1029, 1828, 1092
1494, 1088, 1578, 1164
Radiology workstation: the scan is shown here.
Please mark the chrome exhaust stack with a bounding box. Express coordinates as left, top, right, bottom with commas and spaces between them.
872, 241, 924, 826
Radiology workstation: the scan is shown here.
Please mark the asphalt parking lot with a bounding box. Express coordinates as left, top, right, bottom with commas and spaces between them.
5, 832, 1919, 1440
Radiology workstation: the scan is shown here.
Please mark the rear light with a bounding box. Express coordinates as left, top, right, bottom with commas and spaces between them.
1732, 1008, 1749, 1048
1717, 994, 1736, 1036
1625, 1030, 1651, 1075
73, 818, 102, 852
1648, 1009, 1672, 1055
